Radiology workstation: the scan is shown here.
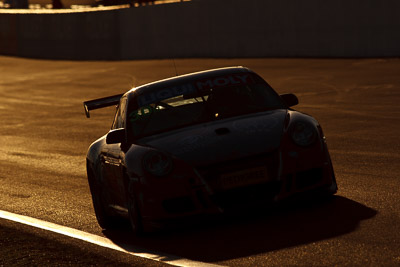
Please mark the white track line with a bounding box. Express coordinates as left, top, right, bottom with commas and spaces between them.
0, 210, 223, 267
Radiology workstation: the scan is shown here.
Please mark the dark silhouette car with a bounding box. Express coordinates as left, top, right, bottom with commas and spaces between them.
83, 67, 337, 234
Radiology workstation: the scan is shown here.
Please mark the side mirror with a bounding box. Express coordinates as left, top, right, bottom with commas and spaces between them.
280, 93, 299, 107
106, 128, 125, 144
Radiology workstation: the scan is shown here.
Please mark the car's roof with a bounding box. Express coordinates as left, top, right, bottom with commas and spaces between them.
125, 66, 253, 100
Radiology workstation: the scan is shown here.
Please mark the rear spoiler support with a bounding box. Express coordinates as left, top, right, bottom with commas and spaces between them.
83, 94, 123, 118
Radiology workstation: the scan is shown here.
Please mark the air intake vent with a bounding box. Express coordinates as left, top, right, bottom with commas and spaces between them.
215, 127, 230, 135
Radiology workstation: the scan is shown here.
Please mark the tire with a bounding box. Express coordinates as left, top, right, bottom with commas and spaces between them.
314, 169, 338, 201
328, 172, 338, 194
87, 167, 116, 230
324, 162, 338, 196
126, 180, 144, 235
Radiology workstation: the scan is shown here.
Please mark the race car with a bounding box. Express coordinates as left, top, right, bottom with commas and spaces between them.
84, 66, 337, 234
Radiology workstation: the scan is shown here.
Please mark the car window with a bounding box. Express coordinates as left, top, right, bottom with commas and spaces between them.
127, 73, 285, 139
111, 96, 127, 129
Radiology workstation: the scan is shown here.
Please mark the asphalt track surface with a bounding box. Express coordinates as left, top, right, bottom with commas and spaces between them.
0, 56, 399, 266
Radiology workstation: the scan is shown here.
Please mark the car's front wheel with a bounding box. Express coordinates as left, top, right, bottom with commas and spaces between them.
127, 191, 144, 235
321, 161, 338, 196
87, 166, 117, 230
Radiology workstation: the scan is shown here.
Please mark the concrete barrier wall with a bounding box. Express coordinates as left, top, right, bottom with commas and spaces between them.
1, 0, 400, 59
0, 9, 121, 59
0, 13, 18, 55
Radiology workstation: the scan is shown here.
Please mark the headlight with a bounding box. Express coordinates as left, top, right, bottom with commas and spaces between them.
290, 121, 317, 147
142, 151, 173, 176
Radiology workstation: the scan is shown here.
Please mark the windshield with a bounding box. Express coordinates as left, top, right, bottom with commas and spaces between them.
127, 73, 286, 139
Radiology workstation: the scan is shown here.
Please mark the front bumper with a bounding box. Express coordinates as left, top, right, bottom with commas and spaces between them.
133, 144, 336, 229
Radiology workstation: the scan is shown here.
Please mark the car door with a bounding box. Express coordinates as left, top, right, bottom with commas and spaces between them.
100, 96, 128, 209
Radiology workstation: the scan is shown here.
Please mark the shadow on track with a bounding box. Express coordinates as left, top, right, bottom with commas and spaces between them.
102, 196, 376, 262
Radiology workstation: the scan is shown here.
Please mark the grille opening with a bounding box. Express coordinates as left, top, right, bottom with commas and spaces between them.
285, 174, 293, 192
215, 127, 230, 135
211, 181, 281, 210
196, 190, 210, 208
295, 168, 323, 189
162, 196, 196, 214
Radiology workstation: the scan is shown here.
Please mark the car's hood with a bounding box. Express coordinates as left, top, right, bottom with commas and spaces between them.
138, 109, 288, 166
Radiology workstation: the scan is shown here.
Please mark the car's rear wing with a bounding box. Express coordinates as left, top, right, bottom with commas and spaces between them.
83, 94, 123, 118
